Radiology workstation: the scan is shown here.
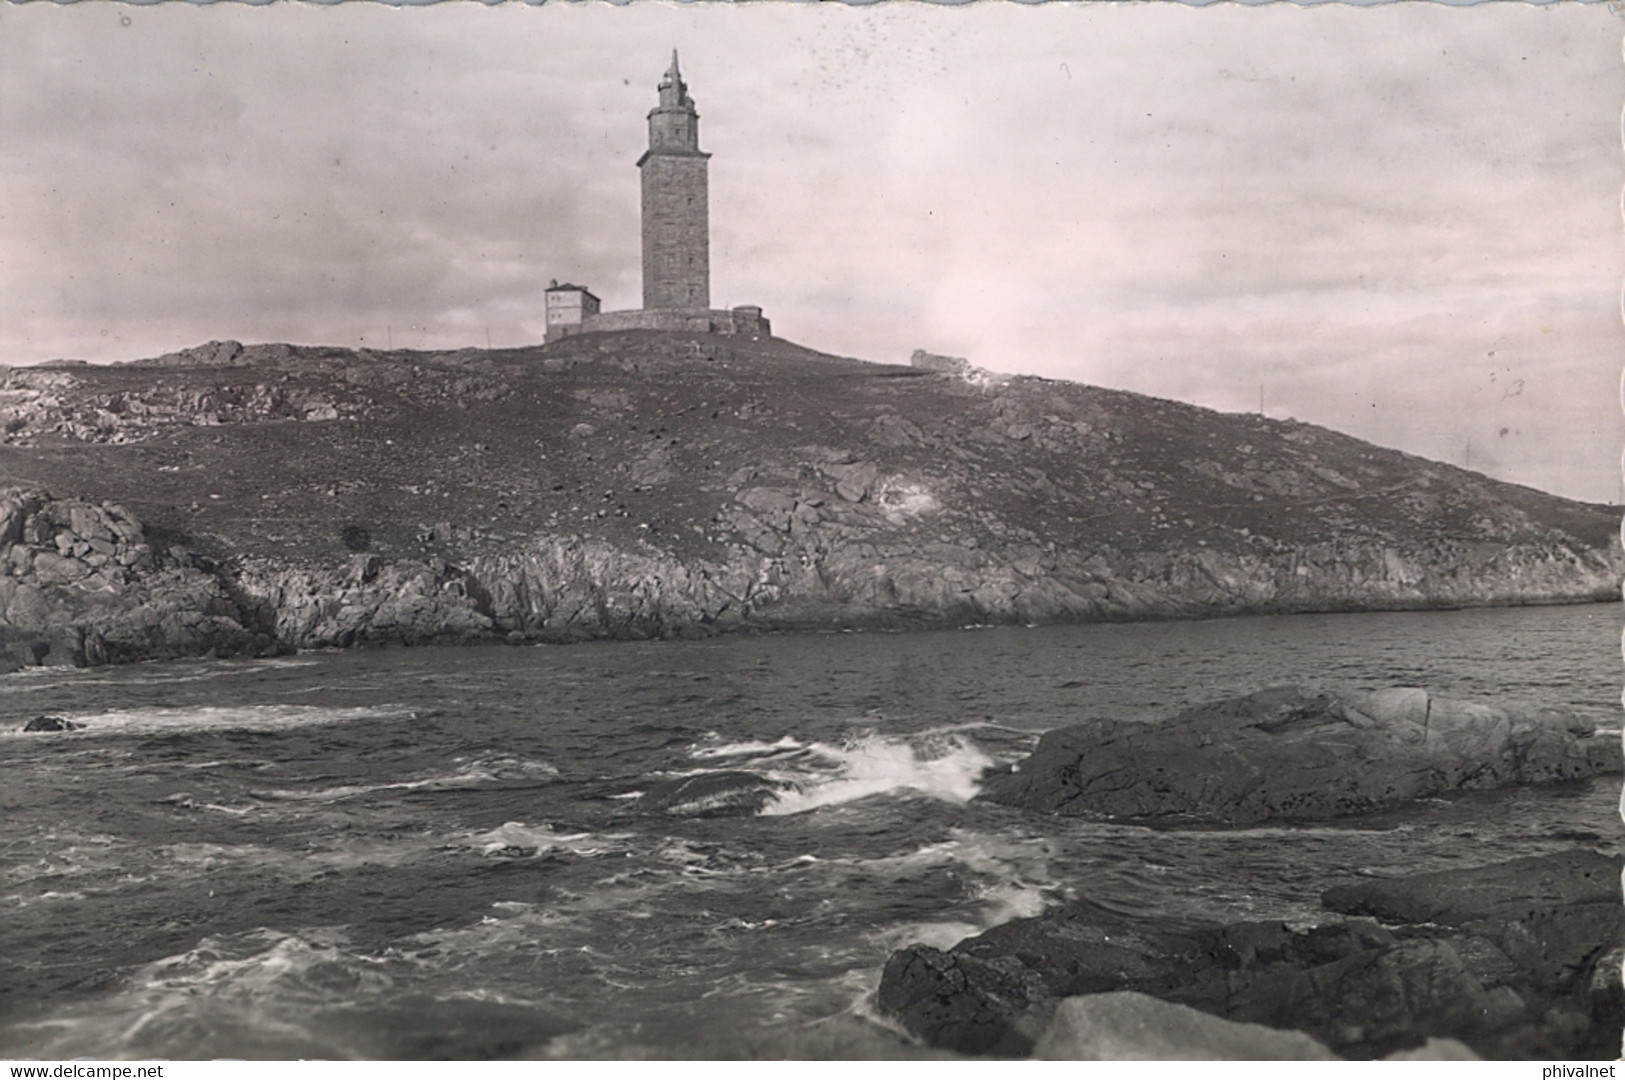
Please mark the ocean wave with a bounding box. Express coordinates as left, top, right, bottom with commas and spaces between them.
161, 793, 257, 816
254, 756, 558, 803
3, 831, 136, 890
690, 735, 808, 760
839, 829, 1061, 943
0, 669, 99, 693
0, 928, 396, 1059
0, 657, 324, 695
161, 836, 435, 878
469, 822, 632, 858
680, 725, 1028, 817
2, 704, 408, 738
758, 733, 998, 815
2, 888, 89, 907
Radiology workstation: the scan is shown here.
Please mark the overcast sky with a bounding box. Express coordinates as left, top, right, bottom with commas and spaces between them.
1, 2, 1620, 502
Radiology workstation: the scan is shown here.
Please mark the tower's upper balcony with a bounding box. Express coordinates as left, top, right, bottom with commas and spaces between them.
643, 50, 704, 159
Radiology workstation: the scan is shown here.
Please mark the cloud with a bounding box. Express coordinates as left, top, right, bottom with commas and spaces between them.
0, 1, 1617, 500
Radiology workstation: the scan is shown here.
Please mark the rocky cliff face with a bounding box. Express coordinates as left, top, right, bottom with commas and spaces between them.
0, 331, 1616, 667
0, 489, 261, 666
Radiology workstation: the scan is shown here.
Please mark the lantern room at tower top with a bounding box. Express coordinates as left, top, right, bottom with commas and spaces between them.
545, 52, 771, 344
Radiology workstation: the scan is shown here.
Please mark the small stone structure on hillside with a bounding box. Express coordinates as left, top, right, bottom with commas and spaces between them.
910, 349, 972, 374
544, 282, 600, 340
545, 53, 772, 344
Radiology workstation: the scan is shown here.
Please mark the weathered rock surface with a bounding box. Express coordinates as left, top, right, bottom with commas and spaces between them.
1033, 992, 1339, 1060
1322, 852, 1623, 1002
980, 686, 1622, 824
0, 487, 263, 669
877, 851, 1622, 1060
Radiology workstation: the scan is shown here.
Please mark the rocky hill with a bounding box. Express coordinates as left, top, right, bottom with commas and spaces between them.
0, 330, 1615, 667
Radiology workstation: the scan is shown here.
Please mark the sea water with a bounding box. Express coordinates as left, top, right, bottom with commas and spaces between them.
1, 604, 1620, 1059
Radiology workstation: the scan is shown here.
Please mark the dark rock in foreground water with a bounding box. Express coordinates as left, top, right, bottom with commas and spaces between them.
1322, 852, 1623, 997
877, 850, 1622, 1059
21, 714, 78, 732
981, 686, 1621, 824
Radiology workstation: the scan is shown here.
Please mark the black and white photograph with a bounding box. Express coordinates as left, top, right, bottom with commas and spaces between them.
0, 0, 1621, 1062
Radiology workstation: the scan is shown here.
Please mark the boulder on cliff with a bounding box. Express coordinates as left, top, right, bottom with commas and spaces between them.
877, 851, 1622, 1060
980, 685, 1621, 824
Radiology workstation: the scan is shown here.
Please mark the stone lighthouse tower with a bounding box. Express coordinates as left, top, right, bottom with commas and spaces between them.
637, 51, 710, 311
541, 53, 769, 343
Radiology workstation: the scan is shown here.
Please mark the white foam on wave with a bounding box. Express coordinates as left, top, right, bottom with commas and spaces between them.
2, 888, 90, 908
756, 733, 998, 815
163, 794, 257, 816
683, 724, 1028, 817
0, 658, 323, 696
874, 832, 1057, 897
2, 704, 408, 738
470, 822, 630, 858
4, 831, 142, 894
690, 735, 807, 760
851, 830, 1062, 947
0, 665, 101, 692
142, 819, 597, 880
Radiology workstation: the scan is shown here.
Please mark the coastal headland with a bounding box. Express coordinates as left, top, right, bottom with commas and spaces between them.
0, 329, 1616, 668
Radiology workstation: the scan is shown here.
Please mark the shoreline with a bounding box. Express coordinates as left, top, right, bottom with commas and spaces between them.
5, 573, 1620, 672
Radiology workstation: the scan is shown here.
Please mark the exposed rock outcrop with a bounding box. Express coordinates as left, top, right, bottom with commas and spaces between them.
240, 558, 493, 650
0, 487, 263, 669
1321, 853, 1623, 999
21, 715, 78, 732
980, 686, 1622, 824
877, 851, 1622, 1060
